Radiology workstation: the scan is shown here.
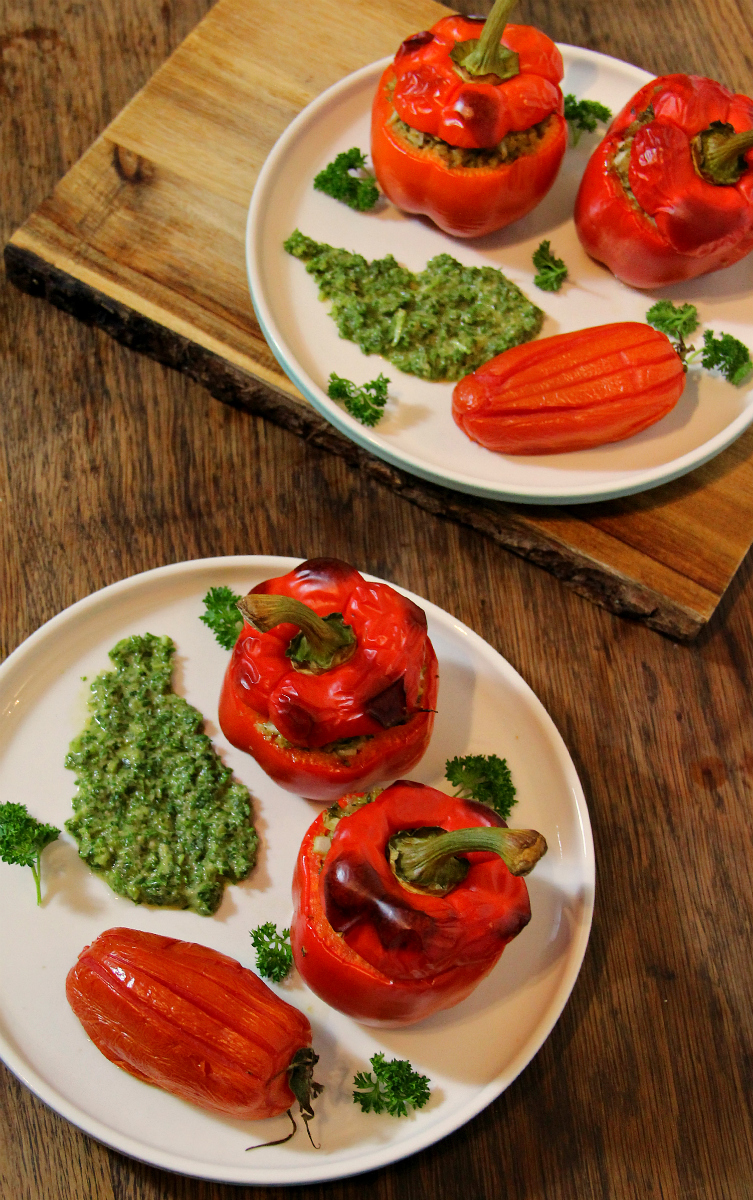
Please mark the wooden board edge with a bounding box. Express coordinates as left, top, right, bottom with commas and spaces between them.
3, 240, 708, 641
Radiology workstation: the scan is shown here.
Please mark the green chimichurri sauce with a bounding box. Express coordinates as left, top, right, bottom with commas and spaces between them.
65, 634, 258, 916
284, 229, 543, 381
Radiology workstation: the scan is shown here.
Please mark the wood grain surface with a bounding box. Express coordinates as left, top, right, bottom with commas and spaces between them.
2, 1, 753, 1199
7, 0, 753, 640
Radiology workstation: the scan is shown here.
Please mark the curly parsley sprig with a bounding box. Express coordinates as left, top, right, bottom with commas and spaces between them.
445, 753, 516, 820
327, 372, 389, 427
646, 300, 752, 384
0, 802, 60, 905
353, 1053, 431, 1117
250, 922, 293, 983
564, 94, 612, 144
533, 240, 568, 292
200, 586, 244, 650
314, 148, 379, 212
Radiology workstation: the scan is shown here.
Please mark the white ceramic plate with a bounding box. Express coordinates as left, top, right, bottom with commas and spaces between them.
247, 49, 753, 505
0, 557, 593, 1184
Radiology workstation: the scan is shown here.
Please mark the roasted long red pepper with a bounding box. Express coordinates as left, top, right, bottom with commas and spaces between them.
371, 0, 566, 238
291, 781, 546, 1027
218, 559, 438, 801
452, 322, 686, 455
66, 929, 320, 1131
575, 74, 753, 287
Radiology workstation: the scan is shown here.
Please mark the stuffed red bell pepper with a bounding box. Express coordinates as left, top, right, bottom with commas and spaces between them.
218, 559, 438, 801
291, 781, 547, 1027
66, 928, 321, 1134
371, 0, 566, 238
575, 73, 753, 287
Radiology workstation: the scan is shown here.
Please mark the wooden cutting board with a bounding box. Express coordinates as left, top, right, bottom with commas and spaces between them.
6, 0, 753, 641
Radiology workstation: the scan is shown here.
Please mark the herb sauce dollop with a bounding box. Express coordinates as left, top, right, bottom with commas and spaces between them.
284, 230, 543, 382
65, 634, 258, 915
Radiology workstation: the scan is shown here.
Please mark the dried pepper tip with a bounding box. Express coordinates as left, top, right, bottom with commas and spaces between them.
287, 1047, 324, 1148
237, 593, 357, 673
449, 0, 520, 81
388, 823, 547, 896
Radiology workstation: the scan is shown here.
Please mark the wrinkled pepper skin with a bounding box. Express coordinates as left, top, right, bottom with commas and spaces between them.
371, 15, 567, 238
66, 928, 313, 1119
575, 74, 753, 287
218, 559, 438, 801
291, 782, 531, 1027
452, 322, 686, 455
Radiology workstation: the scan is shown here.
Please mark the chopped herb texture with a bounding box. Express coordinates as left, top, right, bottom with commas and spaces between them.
564, 94, 612, 144
250, 922, 293, 982
353, 1053, 431, 1117
314, 148, 379, 212
532, 240, 568, 291
200, 586, 243, 650
284, 230, 543, 381
646, 300, 699, 342
65, 634, 258, 915
327, 372, 389, 426
445, 753, 516, 820
701, 329, 753, 385
0, 801, 60, 905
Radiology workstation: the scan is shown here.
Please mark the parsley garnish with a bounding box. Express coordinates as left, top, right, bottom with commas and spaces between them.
313, 148, 379, 212
353, 1053, 431, 1117
645, 300, 699, 342
200, 586, 243, 650
701, 329, 753, 385
564, 94, 612, 144
646, 301, 752, 384
250, 922, 293, 982
327, 372, 389, 427
0, 801, 60, 904
532, 240, 568, 292
445, 753, 516, 820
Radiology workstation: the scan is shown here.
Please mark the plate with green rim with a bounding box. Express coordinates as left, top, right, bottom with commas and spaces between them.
247, 49, 753, 505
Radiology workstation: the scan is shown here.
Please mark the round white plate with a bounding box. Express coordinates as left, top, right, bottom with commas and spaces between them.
0, 557, 593, 1184
247, 49, 753, 505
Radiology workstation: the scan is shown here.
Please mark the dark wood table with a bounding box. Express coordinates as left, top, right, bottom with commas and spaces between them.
2, 0, 752, 1196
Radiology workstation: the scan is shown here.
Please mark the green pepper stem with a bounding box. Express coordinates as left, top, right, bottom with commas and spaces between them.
31, 855, 42, 906
696, 125, 753, 185
237, 593, 356, 672
389, 824, 547, 896
450, 0, 519, 81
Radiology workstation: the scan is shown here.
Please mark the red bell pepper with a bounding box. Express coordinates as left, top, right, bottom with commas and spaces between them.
66, 928, 320, 1131
291, 781, 547, 1027
218, 559, 438, 801
452, 322, 686, 455
371, 0, 566, 238
575, 74, 753, 288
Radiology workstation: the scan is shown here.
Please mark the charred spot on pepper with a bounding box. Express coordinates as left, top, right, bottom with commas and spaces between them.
323, 854, 436, 951
366, 677, 408, 728
396, 30, 434, 59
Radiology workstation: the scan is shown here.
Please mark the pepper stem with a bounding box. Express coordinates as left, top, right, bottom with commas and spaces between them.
238, 593, 356, 673
388, 824, 547, 896
287, 1047, 324, 1148
694, 121, 753, 185
449, 0, 519, 81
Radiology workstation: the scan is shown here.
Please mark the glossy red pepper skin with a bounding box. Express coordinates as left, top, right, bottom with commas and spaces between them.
66, 928, 313, 1119
218, 559, 438, 801
452, 322, 686, 455
575, 74, 753, 288
371, 15, 566, 238
291, 782, 531, 1027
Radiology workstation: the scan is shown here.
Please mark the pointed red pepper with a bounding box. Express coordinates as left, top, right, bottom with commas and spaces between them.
575, 74, 753, 287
